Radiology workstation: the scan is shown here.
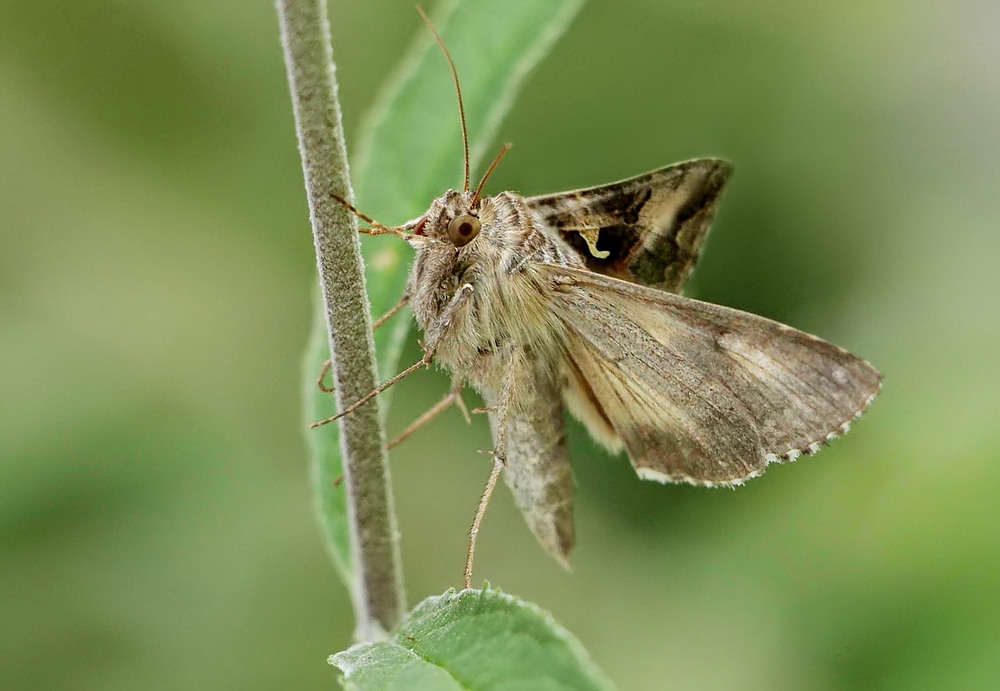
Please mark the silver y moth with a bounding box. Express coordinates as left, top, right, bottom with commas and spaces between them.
317, 9, 881, 584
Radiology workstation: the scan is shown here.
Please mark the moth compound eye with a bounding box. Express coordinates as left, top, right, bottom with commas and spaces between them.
447, 214, 481, 247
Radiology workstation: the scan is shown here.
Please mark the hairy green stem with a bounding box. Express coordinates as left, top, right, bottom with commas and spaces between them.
276, 0, 404, 640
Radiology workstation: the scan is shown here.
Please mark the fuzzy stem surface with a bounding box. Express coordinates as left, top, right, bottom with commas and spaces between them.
276, 0, 405, 640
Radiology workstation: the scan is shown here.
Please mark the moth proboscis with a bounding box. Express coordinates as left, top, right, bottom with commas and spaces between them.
313, 8, 882, 588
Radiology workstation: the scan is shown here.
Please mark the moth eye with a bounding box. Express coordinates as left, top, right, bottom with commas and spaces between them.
447, 214, 481, 247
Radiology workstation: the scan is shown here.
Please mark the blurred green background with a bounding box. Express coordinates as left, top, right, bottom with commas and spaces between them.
3, 0, 998, 689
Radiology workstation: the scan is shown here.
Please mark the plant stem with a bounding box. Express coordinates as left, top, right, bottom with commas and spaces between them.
276, 0, 405, 640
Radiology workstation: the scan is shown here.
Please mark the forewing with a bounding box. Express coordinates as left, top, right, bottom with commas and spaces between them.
526, 159, 732, 292
485, 368, 574, 564
545, 265, 881, 486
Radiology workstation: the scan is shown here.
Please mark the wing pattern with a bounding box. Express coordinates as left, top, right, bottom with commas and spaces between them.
546, 265, 881, 486
526, 159, 732, 293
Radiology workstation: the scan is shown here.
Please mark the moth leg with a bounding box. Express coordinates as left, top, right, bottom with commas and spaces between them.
315, 293, 411, 394
310, 284, 473, 428
386, 378, 469, 450
464, 455, 504, 589
372, 292, 410, 331
316, 359, 334, 393
309, 355, 430, 428
462, 354, 517, 588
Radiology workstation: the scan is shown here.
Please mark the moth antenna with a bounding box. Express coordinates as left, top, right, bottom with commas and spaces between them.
330, 193, 386, 229
330, 193, 409, 240
471, 142, 512, 208
417, 5, 470, 193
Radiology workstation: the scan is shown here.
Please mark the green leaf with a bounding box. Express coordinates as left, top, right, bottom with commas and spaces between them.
331, 588, 616, 691
303, 0, 584, 583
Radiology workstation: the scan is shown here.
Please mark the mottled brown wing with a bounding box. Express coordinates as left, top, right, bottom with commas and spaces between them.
525, 159, 732, 293
485, 368, 574, 565
544, 265, 881, 486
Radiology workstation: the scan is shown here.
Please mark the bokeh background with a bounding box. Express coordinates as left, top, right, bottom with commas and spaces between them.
3, 0, 999, 689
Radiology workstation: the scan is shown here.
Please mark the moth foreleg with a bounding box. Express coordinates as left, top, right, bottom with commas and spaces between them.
316, 358, 334, 394
420, 283, 474, 346
309, 355, 431, 428
372, 291, 410, 331
314, 292, 412, 393
310, 284, 473, 428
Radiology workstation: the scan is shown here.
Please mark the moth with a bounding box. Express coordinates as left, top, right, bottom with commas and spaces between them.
316, 9, 881, 586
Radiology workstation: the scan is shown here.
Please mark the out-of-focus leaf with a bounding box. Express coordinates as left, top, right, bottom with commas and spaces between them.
331, 587, 616, 691
303, 0, 584, 583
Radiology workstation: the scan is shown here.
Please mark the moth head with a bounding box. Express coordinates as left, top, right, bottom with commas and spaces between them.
404, 137, 512, 252
407, 189, 485, 251
405, 8, 511, 254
